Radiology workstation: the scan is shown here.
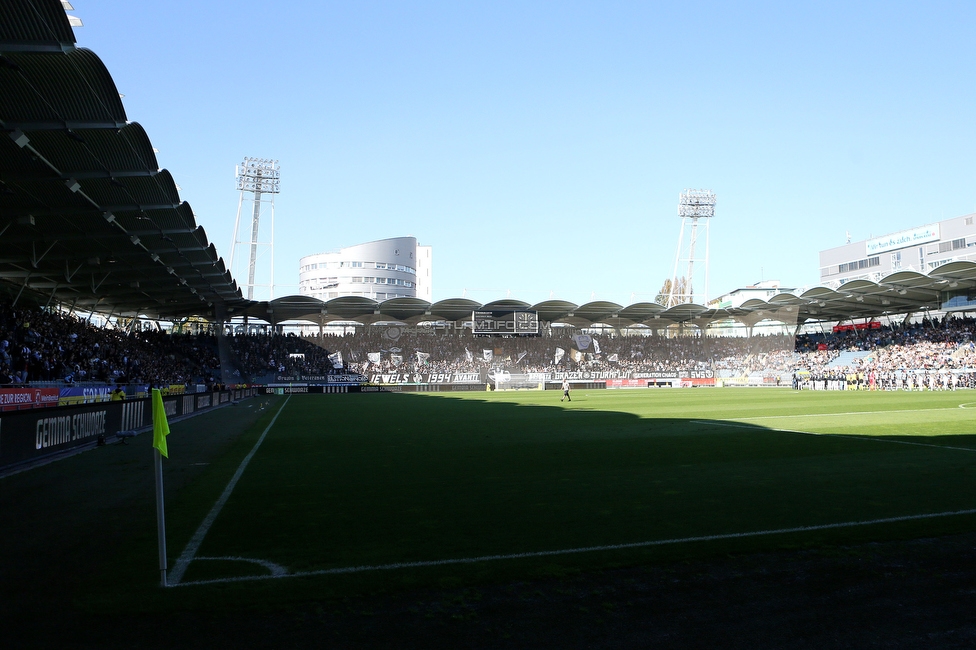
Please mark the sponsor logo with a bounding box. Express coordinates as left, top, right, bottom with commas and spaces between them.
35, 410, 107, 449
866, 224, 940, 255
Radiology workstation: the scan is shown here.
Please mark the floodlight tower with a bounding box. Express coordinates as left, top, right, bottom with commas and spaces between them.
230, 158, 279, 300
666, 189, 716, 307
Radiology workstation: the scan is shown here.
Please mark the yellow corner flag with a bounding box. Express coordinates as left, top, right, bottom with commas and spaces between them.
152, 388, 170, 458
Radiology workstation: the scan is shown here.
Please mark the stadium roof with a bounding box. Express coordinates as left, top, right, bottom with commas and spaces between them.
2, 0, 972, 329
246, 262, 968, 328
0, 0, 249, 320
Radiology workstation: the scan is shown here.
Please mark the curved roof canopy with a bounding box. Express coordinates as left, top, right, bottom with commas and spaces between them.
236, 261, 974, 328
0, 0, 247, 319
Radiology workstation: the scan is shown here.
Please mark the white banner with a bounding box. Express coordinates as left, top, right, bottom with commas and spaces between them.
592, 339, 601, 354
573, 334, 592, 351
416, 351, 430, 365
483, 349, 493, 362
367, 352, 381, 364
391, 354, 403, 366
328, 351, 343, 369
382, 327, 403, 341
554, 347, 565, 364
465, 348, 473, 363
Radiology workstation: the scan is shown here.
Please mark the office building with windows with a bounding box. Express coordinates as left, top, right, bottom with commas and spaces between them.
299, 237, 432, 302
819, 212, 976, 289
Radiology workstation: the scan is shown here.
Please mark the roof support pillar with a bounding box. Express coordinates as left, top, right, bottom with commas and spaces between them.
11, 275, 30, 307
45, 284, 59, 308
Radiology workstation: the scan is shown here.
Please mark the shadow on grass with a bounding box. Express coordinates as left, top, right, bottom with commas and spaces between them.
4, 391, 976, 618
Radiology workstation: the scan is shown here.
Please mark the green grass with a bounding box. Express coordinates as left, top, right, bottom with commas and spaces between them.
6, 388, 976, 614
178, 389, 976, 589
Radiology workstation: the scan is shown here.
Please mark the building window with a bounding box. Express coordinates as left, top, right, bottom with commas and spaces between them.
891, 251, 902, 268
351, 277, 362, 283
351, 261, 363, 268
967, 217, 973, 226
838, 257, 879, 274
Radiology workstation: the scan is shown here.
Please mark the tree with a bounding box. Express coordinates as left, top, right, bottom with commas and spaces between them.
655, 277, 688, 307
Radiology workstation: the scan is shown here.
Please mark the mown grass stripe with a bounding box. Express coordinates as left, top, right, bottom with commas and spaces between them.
168, 397, 291, 586
697, 419, 976, 453
173, 507, 976, 587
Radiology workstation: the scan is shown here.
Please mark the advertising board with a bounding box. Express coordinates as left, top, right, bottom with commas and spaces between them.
0, 388, 60, 411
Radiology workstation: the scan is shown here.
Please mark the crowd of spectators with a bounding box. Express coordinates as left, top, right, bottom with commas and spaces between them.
225, 332, 335, 379
2, 300, 976, 391
0, 302, 221, 386
791, 316, 976, 390
322, 327, 798, 377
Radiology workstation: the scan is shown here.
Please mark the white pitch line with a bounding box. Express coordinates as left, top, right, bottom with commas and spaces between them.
693, 419, 976, 453
737, 406, 963, 421
171, 507, 976, 587
168, 397, 291, 586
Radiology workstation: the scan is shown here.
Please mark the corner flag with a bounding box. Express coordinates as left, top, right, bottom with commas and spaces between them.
152, 388, 170, 458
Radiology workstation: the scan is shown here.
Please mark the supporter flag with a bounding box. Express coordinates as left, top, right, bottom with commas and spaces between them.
151, 388, 170, 458
391, 354, 403, 366
569, 349, 583, 363
465, 348, 473, 363
554, 347, 565, 364
483, 349, 493, 362
328, 351, 343, 369
367, 352, 381, 364
516, 350, 527, 364
382, 327, 402, 342
572, 334, 592, 350
416, 351, 430, 365
608, 353, 619, 363
592, 339, 601, 354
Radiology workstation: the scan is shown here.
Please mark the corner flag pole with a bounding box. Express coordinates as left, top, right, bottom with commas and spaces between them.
154, 447, 168, 587
151, 388, 171, 587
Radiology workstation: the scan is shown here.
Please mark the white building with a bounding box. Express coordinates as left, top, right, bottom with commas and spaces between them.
299, 237, 432, 302
707, 280, 795, 309
705, 280, 799, 336
819, 212, 976, 289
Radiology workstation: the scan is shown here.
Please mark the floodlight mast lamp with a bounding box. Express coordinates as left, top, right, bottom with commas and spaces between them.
667, 189, 716, 308
230, 158, 279, 300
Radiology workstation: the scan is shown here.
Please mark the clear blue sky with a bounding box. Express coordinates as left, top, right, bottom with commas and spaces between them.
72, 1, 976, 306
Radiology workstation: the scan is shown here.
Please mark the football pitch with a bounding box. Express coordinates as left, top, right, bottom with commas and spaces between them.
160, 388, 976, 593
